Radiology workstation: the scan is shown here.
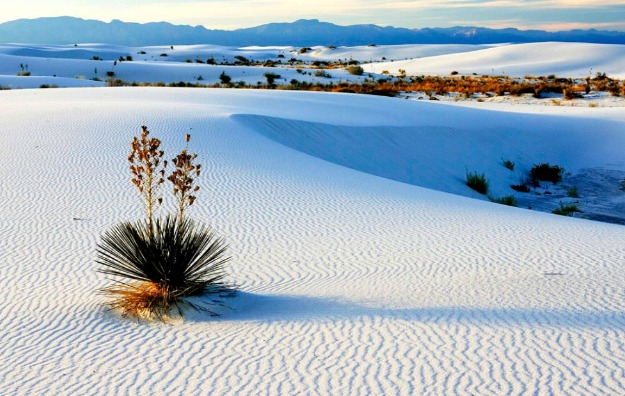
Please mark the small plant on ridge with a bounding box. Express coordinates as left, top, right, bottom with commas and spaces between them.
466, 171, 489, 194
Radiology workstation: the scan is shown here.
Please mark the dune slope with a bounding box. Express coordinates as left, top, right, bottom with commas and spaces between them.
1, 88, 625, 395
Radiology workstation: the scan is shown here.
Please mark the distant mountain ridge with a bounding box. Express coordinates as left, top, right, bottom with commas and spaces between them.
1, 17, 624, 46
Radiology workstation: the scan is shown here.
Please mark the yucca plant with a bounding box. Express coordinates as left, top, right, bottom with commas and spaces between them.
97, 126, 234, 320
97, 215, 232, 319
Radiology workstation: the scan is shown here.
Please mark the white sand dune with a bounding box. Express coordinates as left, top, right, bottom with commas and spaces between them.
2, 42, 625, 89
2, 87, 625, 394
363, 42, 625, 78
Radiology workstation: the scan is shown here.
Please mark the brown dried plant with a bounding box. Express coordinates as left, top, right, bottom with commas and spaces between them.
128, 125, 167, 233
168, 134, 201, 222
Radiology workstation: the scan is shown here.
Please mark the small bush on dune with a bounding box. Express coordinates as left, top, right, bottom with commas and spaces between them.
219, 71, 232, 85
530, 163, 564, 184
552, 202, 579, 216
347, 65, 364, 76
567, 186, 579, 198
97, 126, 234, 320
502, 158, 515, 171
315, 70, 332, 78
97, 215, 231, 319
490, 195, 518, 206
511, 183, 530, 193
466, 171, 488, 194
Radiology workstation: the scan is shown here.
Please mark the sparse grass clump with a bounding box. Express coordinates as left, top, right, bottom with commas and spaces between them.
315, 70, 332, 78
502, 159, 515, 171
552, 202, 579, 216
466, 171, 489, 194
490, 195, 518, 206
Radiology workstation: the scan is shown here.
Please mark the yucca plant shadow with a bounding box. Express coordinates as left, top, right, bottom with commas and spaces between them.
96, 215, 236, 321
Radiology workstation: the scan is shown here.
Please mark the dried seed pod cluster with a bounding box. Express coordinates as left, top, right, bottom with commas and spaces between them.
168, 134, 202, 221
128, 125, 167, 232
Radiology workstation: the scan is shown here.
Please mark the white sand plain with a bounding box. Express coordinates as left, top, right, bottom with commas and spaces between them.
0, 87, 625, 395
1, 41, 625, 395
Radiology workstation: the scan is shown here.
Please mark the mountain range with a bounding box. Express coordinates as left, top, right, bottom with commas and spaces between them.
1, 17, 624, 46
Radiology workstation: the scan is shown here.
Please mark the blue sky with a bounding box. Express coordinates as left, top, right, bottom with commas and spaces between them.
2, 0, 625, 31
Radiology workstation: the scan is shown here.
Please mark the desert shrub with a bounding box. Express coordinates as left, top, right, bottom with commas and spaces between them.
567, 186, 579, 198
96, 215, 231, 319
315, 70, 332, 78
466, 171, 489, 194
530, 163, 564, 184
264, 72, 281, 87
98, 126, 233, 320
311, 61, 329, 68
234, 55, 250, 65
106, 71, 115, 77
490, 195, 518, 206
106, 78, 125, 87
510, 183, 530, 193
552, 202, 579, 216
16, 71, 30, 76
347, 65, 364, 76
219, 71, 232, 85
502, 159, 515, 171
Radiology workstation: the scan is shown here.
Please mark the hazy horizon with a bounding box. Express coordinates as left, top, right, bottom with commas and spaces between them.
2, 0, 625, 32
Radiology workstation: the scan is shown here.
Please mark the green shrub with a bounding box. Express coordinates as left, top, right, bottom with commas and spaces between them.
530, 163, 564, 184
567, 186, 579, 198
264, 72, 281, 86
510, 183, 530, 193
347, 65, 364, 76
466, 171, 489, 194
219, 71, 232, 85
490, 195, 518, 206
552, 202, 579, 216
315, 70, 332, 78
502, 159, 515, 171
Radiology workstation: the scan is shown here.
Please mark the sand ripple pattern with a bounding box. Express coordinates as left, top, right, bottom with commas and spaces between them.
1, 88, 625, 395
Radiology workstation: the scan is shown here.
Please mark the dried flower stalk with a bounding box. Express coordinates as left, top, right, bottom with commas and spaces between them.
168, 134, 201, 222
128, 125, 167, 233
